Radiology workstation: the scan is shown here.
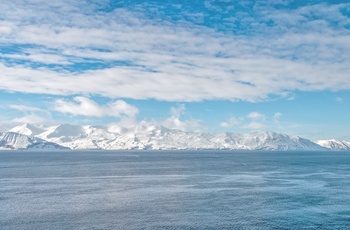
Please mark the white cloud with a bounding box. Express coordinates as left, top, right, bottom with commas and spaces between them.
220, 116, 240, 128
54, 97, 139, 118
244, 122, 266, 130
273, 112, 283, 122
247, 112, 266, 121
11, 114, 49, 125
1, 53, 71, 65
2, 58, 349, 102
220, 112, 285, 130
170, 104, 186, 118
6, 104, 53, 125
107, 104, 204, 132
335, 97, 343, 103
8, 105, 46, 113
161, 104, 204, 132
0, 1, 349, 102
220, 112, 268, 130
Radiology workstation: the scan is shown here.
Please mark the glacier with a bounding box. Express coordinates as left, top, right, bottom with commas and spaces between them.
0, 123, 340, 151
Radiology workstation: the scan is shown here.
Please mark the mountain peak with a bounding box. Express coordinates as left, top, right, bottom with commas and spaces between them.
0, 132, 68, 150
9, 123, 44, 136
46, 124, 86, 139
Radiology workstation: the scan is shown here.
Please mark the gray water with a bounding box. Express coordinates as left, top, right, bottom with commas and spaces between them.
1, 151, 350, 229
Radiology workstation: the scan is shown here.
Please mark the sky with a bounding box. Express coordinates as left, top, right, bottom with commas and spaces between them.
0, 0, 349, 140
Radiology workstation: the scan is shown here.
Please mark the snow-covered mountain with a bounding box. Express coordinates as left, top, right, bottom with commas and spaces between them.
100, 124, 326, 151
37, 124, 117, 150
0, 132, 69, 150
0, 123, 332, 151
316, 139, 350, 151
10, 123, 45, 136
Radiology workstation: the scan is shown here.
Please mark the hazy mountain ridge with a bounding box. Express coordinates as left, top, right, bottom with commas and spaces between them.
0, 123, 342, 151
316, 140, 350, 151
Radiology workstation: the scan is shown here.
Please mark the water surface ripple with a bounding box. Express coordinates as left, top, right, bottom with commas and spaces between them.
1, 151, 350, 229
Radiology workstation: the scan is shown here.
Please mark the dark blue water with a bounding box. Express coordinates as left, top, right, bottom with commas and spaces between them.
1, 151, 350, 229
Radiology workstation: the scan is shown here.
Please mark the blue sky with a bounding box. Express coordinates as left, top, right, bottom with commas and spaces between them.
0, 0, 349, 140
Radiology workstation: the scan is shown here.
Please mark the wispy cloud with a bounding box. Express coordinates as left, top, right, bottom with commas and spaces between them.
11, 114, 49, 125
1, 53, 71, 65
273, 112, 283, 123
335, 97, 344, 103
54, 97, 139, 118
8, 105, 47, 113
220, 116, 240, 128
220, 111, 285, 131
6, 104, 53, 125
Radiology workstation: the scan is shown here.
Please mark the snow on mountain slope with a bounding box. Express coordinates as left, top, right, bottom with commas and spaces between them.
93, 124, 326, 151
37, 124, 117, 150
316, 139, 350, 151
46, 124, 86, 139
10, 124, 45, 136
0, 132, 69, 150
63, 125, 118, 150
38, 124, 87, 143
224, 131, 326, 151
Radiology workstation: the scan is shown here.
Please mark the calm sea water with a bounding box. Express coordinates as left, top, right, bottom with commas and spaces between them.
1, 150, 350, 229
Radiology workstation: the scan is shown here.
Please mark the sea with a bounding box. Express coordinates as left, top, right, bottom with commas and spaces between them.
1, 150, 350, 229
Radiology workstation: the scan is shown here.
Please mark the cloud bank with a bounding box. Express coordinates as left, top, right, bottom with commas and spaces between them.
0, 1, 349, 102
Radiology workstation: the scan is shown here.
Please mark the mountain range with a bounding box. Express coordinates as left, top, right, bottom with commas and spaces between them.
0, 123, 349, 151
